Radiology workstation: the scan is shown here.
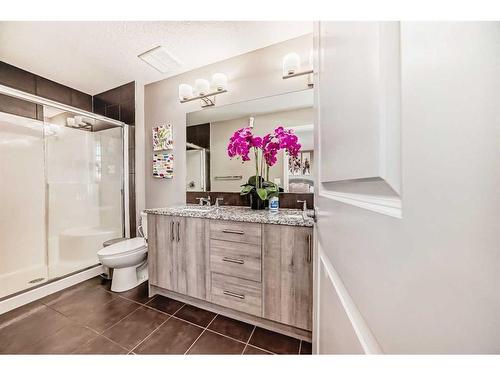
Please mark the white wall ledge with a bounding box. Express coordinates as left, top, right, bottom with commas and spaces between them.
319, 190, 402, 219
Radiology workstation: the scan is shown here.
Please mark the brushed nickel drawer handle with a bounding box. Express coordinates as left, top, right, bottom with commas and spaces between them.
176, 221, 180, 242
221, 229, 244, 235
170, 221, 175, 242
222, 257, 245, 265
223, 290, 245, 299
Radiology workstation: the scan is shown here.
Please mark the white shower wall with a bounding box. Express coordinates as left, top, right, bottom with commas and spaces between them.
0, 114, 47, 297
45, 118, 123, 278
0, 106, 125, 299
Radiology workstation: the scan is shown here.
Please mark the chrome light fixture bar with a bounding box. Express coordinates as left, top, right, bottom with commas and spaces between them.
179, 89, 227, 107
282, 69, 314, 79
179, 73, 228, 108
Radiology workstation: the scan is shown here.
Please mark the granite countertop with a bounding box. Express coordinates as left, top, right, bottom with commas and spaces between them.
144, 205, 314, 227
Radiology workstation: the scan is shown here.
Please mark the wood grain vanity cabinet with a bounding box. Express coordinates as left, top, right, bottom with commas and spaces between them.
147, 214, 176, 291
147, 212, 313, 339
147, 215, 207, 300
208, 220, 263, 315
262, 224, 313, 331
175, 217, 207, 300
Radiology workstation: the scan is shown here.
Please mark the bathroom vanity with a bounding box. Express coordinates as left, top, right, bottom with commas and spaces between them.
144, 206, 314, 340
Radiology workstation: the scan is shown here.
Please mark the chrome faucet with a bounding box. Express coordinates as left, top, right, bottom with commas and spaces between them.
297, 200, 307, 211
196, 196, 211, 206
215, 197, 224, 207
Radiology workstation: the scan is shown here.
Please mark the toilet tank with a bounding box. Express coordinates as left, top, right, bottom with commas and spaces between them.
140, 212, 148, 239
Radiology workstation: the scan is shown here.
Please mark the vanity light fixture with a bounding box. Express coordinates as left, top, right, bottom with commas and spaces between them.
179, 73, 228, 108
178, 84, 193, 101
282, 52, 314, 87
194, 79, 210, 96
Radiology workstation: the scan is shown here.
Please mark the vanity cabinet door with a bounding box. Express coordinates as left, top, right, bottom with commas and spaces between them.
176, 217, 207, 300
263, 224, 313, 331
147, 214, 178, 291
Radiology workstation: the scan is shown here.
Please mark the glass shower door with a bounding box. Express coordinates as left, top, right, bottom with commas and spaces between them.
44, 106, 124, 279
0, 112, 47, 298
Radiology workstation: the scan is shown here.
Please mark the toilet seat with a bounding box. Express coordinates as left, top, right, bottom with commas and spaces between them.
97, 237, 147, 258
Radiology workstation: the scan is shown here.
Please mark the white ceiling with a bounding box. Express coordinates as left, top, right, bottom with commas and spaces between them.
0, 21, 312, 95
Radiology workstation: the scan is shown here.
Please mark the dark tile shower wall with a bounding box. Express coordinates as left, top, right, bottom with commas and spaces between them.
0, 61, 137, 238
93, 82, 136, 236
0, 61, 92, 119
93, 82, 135, 125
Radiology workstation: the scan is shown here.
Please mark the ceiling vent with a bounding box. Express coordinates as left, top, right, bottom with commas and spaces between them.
138, 46, 181, 73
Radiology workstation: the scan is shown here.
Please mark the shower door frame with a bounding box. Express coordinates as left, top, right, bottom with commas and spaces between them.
0, 84, 130, 295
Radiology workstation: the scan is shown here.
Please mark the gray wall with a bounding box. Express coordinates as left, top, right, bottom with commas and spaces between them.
144, 34, 312, 208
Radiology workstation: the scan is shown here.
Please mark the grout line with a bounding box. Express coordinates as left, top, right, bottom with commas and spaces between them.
100, 302, 147, 336
170, 315, 214, 331
168, 303, 186, 318
70, 332, 130, 354
151, 311, 256, 348
242, 325, 257, 354
128, 302, 186, 354
115, 293, 155, 306
205, 327, 253, 347
98, 334, 131, 353
127, 315, 173, 354
183, 313, 219, 355
245, 344, 275, 355
142, 300, 186, 316
159, 313, 268, 351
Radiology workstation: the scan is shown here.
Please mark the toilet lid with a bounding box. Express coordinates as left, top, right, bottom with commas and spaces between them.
97, 237, 147, 257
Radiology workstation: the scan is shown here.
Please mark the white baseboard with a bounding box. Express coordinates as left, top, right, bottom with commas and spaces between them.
0, 265, 104, 315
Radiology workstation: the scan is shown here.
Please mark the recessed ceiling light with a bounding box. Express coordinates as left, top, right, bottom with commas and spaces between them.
138, 46, 181, 73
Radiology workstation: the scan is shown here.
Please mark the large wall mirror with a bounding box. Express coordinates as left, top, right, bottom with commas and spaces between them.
186, 88, 314, 195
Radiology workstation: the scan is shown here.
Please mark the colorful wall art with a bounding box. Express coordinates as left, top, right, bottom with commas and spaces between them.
153, 152, 174, 179
152, 124, 173, 151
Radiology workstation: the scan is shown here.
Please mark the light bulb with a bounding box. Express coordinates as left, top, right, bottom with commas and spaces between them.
178, 84, 193, 101
195, 79, 210, 96
211, 73, 228, 91
283, 52, 301, 76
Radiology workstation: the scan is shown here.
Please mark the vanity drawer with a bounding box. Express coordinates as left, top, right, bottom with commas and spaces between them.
210, 273, 262, 316
209, 220, 261, 245
210, 239, 262, 282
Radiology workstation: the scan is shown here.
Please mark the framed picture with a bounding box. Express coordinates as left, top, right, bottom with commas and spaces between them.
288, 150, 313, 176
288, 155, 302, 175
301, 152, 311, 175
152, 124, 173, 151
153, 152, 174, 179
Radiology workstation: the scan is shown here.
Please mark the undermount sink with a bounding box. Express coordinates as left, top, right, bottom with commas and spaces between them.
285, 211, 313, 222
286, 214, 304, 219
183, 206, 215, 213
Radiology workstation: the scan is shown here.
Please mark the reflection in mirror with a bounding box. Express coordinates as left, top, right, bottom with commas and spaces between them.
186, 89, 313, 194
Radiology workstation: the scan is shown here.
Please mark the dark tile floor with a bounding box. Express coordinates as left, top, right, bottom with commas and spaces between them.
0, 277, 312, 355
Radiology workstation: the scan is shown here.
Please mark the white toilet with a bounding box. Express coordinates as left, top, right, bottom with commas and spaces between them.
97, 212, 148, 292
